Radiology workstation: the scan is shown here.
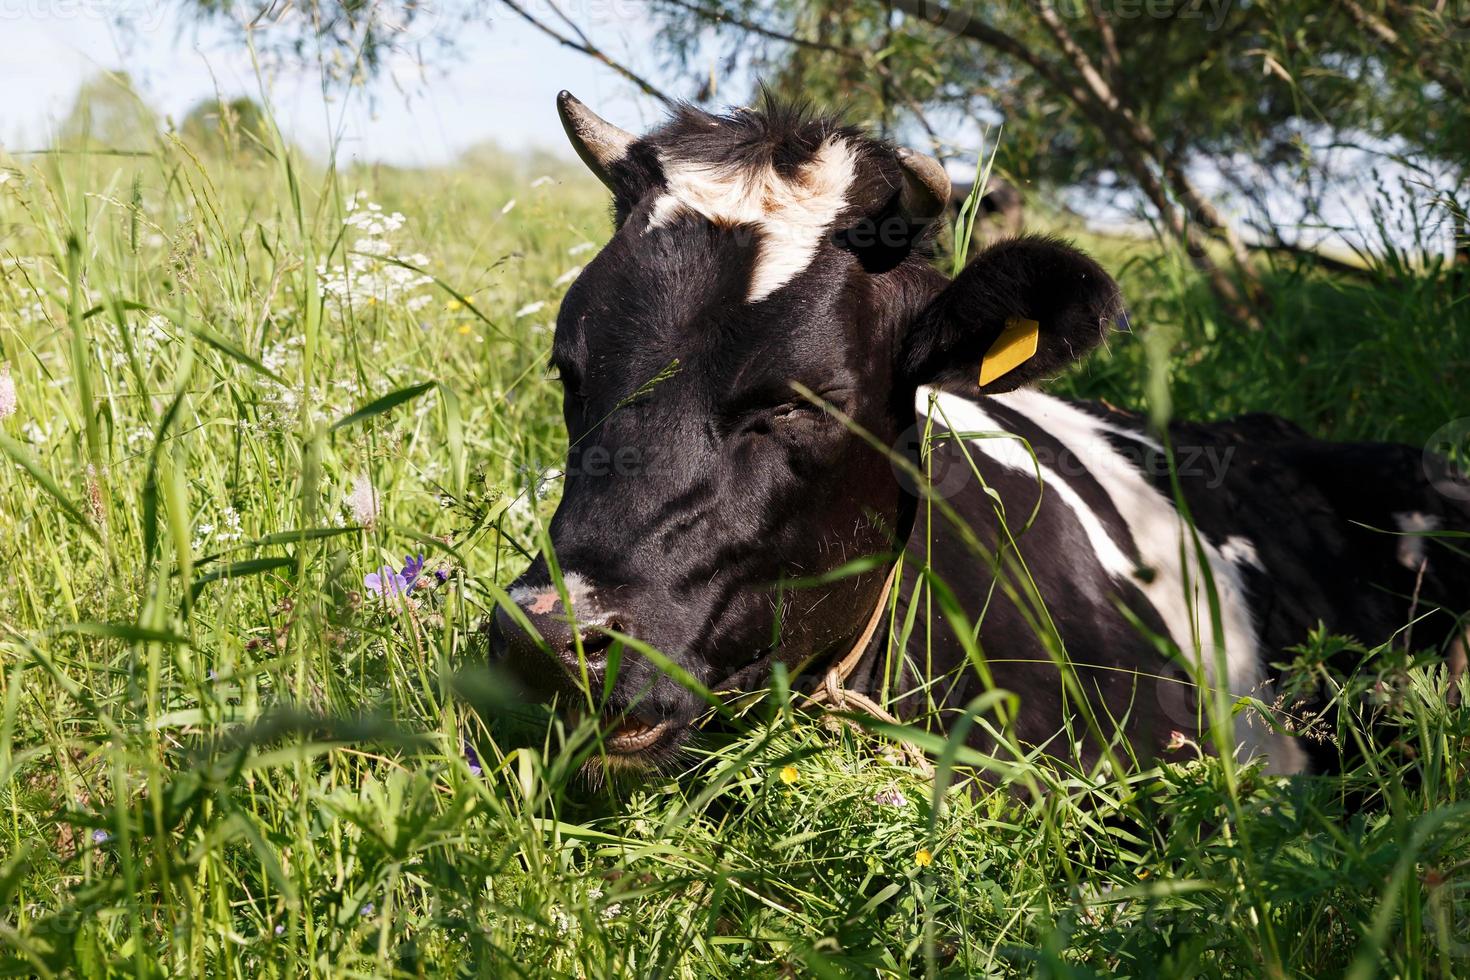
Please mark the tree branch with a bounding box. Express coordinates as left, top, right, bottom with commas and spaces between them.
496, 0, 677, 107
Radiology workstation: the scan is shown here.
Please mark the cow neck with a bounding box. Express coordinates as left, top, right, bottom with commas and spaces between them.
805, 561, 931, 773
813, 562, 898, 701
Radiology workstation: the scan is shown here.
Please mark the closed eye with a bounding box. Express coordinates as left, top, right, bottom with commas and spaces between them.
736, 400, 827, 437
548, 361, 585, 398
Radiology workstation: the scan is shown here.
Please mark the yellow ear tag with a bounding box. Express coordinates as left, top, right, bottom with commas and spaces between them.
978, 316, 1040, 387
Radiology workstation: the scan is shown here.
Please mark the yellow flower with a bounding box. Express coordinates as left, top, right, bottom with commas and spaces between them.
445, 299, 463, 312
914, 848, 933, 868
778, 765, 799, 785
457, 324, 473, 335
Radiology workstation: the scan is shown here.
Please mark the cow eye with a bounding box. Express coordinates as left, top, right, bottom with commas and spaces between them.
549, 362, 584, 398
736, 400, 824, 438
772, 401, 822, 422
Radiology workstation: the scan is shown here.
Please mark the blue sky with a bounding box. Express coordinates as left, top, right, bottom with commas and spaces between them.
0, 2, 680, 165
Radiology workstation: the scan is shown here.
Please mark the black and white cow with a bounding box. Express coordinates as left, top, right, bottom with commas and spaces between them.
491, 93, 1470, 776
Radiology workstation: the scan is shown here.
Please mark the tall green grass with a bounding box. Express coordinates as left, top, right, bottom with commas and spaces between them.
1, 114, 1467, 978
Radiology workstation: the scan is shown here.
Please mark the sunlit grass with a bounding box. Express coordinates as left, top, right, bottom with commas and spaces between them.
1, 122, 1467, 978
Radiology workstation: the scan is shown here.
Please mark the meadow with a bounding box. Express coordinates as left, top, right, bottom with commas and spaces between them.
1, 119, 1468, 978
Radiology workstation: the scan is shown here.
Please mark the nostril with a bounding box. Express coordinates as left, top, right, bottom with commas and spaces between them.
567, 618, 624, 659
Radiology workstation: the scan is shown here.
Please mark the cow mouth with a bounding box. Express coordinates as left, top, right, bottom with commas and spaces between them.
564, 705, 677, 756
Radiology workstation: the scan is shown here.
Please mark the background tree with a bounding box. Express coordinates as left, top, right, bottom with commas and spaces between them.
164, 0, 1469, 319
57, 71, 160, 153
179, 96, 276, 159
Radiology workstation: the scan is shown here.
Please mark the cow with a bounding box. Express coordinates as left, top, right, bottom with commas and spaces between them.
950, 178, 1024, 253
490, 92, 1470, 778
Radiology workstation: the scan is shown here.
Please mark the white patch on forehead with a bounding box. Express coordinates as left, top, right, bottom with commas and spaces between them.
648, 137, 858, 302
1393, 511, 1439, 570
919, 386, 1308, 775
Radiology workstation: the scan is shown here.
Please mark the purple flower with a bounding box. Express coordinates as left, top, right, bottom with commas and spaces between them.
364, 565, 409, 597
400, 553, 426, 589
464, 740, 483, 777
92, 829, 111, 844
434, 567, 451, 585
873, 788, 909, 808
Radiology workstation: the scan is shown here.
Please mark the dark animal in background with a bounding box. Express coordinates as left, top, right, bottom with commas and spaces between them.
491, 92, 1470, 776
950, 178, 1024, 252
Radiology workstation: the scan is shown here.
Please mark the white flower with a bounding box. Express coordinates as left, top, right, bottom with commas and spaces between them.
530, 175, 554, 188
0, 365, 16, 420
500, 198, 517, 215
514, 301, 545, 319
552, 266, 582, 287
347, 475, 380, 527
219, 505, 243, 542
567, 242, 595, 256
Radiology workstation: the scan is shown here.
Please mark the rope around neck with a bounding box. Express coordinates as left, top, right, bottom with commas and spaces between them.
803, 563, 933, 775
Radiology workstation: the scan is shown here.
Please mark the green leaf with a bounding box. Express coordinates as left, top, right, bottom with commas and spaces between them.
188, 324, 288, 385
251, 526, 361, 547
58, 622, 191, 646
332, 380, 436, 431
0, 433, 99, 540
189, 557, 294, 602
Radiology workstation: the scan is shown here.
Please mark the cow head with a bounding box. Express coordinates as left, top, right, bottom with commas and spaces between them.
490, 92, 1123, 767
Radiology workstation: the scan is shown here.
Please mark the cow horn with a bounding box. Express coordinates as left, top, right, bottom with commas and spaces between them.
896, 147, 951, 220
557, 90, 634, 190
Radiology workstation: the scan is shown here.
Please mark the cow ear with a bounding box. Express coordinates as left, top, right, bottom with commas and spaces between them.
898, 236, 1125, 393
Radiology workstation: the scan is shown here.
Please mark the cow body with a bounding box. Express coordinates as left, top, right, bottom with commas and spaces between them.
867, 386, 1470, 774
490, 93, 1470, 778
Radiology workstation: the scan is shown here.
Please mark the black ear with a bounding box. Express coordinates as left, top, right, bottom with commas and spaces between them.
899, 236, 1125, 393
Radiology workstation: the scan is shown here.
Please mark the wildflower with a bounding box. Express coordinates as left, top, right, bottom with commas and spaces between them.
360, 903, 375, 917
464, 740, 483, 777
92, 830, 111, 844
515, 301, 545, 319
568, 242, 595, 256
530, 175, 554, 188
219, 505, 243, 542
457, 324, 473, 335
347, 475, 380, 527
364, 564, 409, 598
400, 553, 426, 589
873, 787, 908, 808
553, 266, 582, 287
914, 848, 933, 868
778, 765, 799, 785
445, 298, 463, 312
1166, 730, 1198, 753
500, 198, 517, 215
0, 365, 16, 420
274, 924, 285, 936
